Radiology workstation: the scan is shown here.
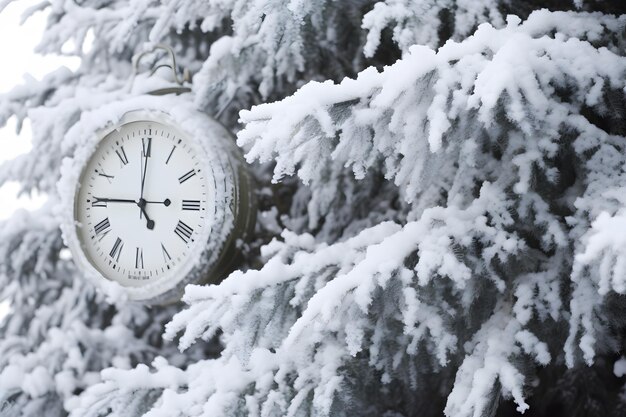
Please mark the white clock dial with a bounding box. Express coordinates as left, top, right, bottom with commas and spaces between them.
75, 119, 214, 288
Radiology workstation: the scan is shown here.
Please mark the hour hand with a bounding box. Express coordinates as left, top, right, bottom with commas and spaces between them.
137, 199, 155, 230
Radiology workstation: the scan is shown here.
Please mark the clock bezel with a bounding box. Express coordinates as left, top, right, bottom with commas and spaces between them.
60, 96, 242, 303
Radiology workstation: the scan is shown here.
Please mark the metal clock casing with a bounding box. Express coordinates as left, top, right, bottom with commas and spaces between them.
59, 96, 255, 304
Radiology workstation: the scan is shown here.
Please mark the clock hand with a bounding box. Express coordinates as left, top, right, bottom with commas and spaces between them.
93, 197, 137, 204
139, 138, 151, 218
144, 199, 171, 206
139, 149, 145, 219
137, 198, 155, 230
92, 197, 155, 229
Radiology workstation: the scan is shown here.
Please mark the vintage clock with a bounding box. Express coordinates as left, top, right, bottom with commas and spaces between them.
59, 46, 255, 304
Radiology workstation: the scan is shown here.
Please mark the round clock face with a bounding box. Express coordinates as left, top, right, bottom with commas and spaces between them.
75, 119, 213, 288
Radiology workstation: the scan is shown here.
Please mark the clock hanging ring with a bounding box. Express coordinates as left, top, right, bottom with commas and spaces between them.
59, 45, 256, 304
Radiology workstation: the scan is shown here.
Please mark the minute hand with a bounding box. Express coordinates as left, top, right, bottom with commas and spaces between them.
140, 139, 151, 196
139, 138, 151, 219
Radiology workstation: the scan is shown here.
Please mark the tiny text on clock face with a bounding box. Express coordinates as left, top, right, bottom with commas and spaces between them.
75, 120, 211, 288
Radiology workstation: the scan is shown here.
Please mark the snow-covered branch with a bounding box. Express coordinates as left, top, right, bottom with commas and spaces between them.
239, 11, 626, 202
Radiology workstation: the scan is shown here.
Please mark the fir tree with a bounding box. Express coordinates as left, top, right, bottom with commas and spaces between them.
0, 0, 625, 416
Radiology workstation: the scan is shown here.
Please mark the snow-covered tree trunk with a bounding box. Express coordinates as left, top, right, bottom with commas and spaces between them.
1, 1, 625, 416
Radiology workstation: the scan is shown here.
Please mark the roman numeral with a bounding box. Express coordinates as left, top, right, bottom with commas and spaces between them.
95, 168, 114, 182
92, 198, 107, 208
135, 247, 144, 269
165, 146, 176, 164
109, 237, 123, 262
182, 200, 200, 211
178, 169, 196, 184
161, 243, 171, 262
142, 138, 152, 157
174, 220, 193, 243
115, 146, 129, 165
94, 218, 111, 235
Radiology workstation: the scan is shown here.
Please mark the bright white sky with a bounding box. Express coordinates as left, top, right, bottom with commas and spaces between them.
0, 0, 79, 220
0, 1, 79, 319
